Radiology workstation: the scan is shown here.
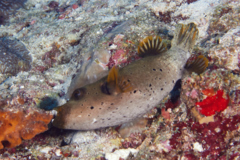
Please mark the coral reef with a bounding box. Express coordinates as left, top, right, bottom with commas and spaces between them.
0, 108, 53, 149
0, 0, 239, 159
0, 37, 32, 76
208, 5, 239, 35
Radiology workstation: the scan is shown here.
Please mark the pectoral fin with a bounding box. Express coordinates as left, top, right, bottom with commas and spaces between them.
102, 66, 132, 95
138, 36, 167, 57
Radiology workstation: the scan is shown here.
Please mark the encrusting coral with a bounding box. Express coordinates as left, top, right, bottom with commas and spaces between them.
196, 89, 229, 116
0, 37, 32, 76
0, 109, 53, 149
0, 0, 27, 24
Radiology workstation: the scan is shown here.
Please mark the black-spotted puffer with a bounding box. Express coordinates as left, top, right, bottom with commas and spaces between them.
53, 23, 208, 130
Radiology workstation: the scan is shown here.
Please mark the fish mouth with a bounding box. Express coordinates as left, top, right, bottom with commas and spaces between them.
51, 104, 71, 129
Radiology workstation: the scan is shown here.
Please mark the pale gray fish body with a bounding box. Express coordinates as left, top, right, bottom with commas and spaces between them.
53, 23, 198, 130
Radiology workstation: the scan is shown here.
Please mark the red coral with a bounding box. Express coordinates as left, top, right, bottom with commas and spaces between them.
0, 109, 53, 149
196, 90, 229, 116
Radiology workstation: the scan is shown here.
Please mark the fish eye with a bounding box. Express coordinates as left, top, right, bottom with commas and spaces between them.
71, 88, 86, 100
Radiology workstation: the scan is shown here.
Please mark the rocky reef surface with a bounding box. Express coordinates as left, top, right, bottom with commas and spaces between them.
0, 0, 239, 159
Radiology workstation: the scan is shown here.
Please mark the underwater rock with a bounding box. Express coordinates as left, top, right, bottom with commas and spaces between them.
0, 37, 32, 76
0, 0, 27, 24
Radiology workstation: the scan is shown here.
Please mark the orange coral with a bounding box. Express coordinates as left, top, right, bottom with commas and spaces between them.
0, 109, 53, 149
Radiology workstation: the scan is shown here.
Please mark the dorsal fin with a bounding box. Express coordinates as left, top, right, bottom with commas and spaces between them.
171, 23, 199, 52
137, 36, 167, 57
185, 55, 209, 74
103, 66, 132, 95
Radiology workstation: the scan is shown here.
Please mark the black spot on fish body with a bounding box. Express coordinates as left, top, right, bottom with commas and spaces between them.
90, 106, 94, 109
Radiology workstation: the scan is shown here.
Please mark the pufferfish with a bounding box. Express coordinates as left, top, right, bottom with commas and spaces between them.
53, 23, 208, 130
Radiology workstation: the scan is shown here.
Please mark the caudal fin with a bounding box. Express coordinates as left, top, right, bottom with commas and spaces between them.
185, 55, 209, 74
171, 23, 199, 52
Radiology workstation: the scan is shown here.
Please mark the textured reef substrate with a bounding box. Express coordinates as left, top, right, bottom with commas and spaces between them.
0, 0, 240, 159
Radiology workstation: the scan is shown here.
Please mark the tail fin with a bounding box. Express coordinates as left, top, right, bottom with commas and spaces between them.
171, 23, 199, 52
185, 55, 208, 74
